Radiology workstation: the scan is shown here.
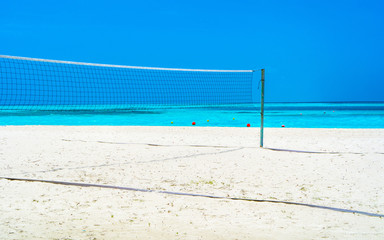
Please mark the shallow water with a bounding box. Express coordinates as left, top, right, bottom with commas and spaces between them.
0, 102, 383, 128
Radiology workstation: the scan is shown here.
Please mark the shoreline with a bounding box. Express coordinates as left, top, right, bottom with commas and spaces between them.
1, 125, 384, 129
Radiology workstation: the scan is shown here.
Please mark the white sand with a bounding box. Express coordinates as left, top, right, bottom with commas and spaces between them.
0, 126, 383, 239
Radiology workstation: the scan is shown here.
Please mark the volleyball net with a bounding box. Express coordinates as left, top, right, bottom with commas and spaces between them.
0, 55, 259, 110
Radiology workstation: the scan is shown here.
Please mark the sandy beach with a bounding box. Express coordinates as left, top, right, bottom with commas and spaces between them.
0, 126, 383, 239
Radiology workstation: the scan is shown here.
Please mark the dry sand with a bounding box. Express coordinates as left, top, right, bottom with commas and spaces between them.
0, 126, 383, 239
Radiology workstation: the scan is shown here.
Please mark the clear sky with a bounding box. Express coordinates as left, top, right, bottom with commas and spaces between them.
1, 0, 383, 102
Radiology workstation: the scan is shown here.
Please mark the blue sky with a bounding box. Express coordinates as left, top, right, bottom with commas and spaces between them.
1, 0, 383, 102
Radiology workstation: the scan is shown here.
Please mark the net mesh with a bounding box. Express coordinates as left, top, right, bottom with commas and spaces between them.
0, 55, 257, 110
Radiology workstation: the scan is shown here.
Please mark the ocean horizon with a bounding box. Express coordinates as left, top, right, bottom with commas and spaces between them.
0, 102, 383, 128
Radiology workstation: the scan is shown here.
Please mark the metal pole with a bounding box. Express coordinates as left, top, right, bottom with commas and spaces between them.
260, 69, 265, 147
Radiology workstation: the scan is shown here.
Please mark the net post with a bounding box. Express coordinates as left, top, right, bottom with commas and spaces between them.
260, 69, 265, 147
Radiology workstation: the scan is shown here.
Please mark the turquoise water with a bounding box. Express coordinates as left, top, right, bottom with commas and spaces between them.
0, 102, 383, 128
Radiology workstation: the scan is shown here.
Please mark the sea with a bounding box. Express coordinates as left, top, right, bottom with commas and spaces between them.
0, 102, 383, 128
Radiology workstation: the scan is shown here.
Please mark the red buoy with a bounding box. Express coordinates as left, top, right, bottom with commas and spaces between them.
192, 122, 196, 125
281, 125, 285, 127
247, 123, 251, 127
